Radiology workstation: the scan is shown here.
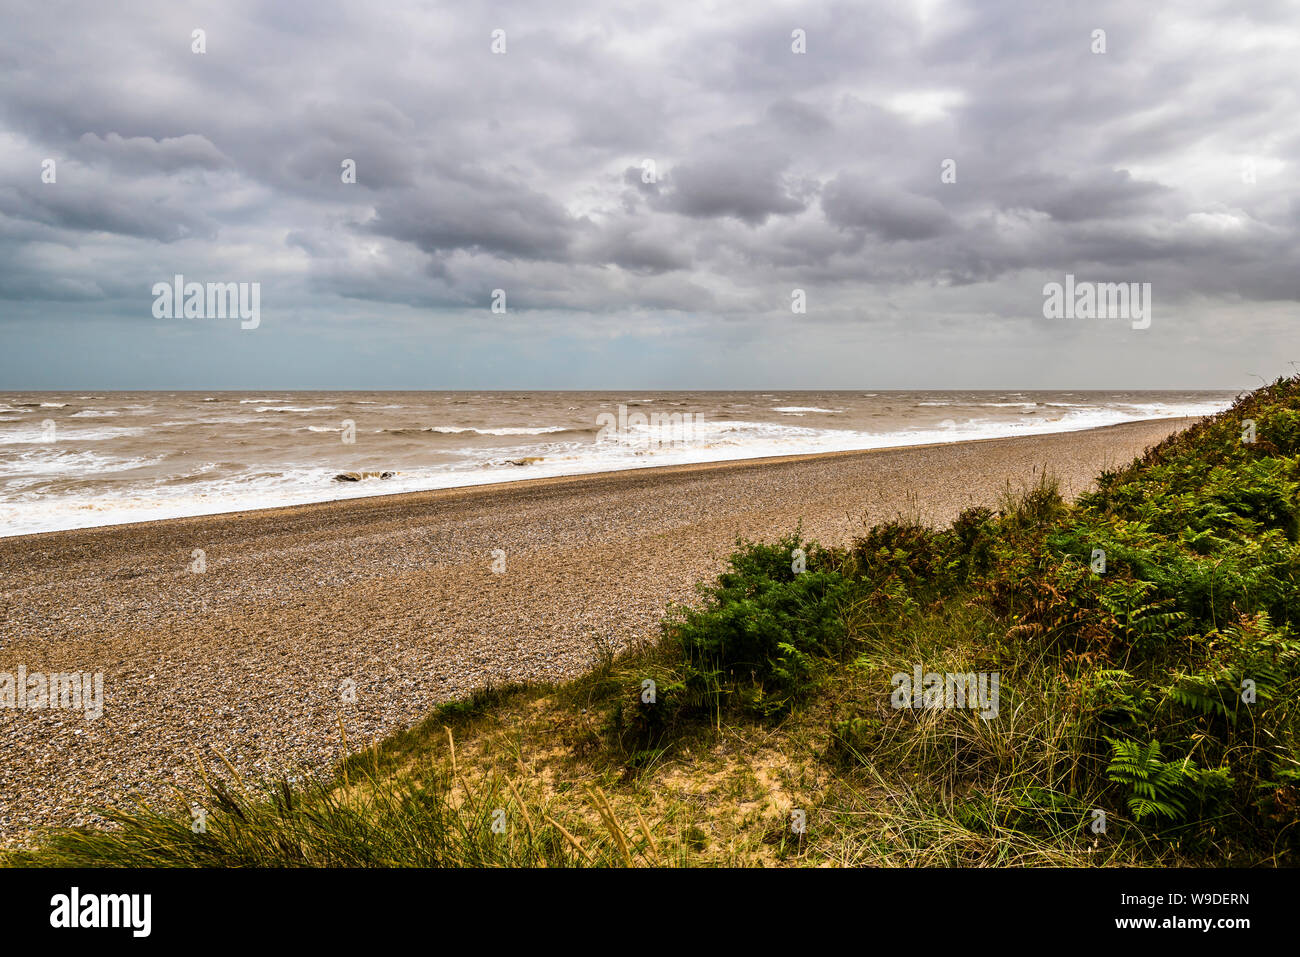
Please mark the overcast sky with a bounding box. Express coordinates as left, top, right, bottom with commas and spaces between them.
0, 0, 1296, 390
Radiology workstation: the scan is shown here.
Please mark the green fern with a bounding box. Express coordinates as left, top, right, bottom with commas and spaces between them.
1106, 738, 1187, 821
1164, 613, 1300, 724
1164, 673, 1241, 722
1098, 580, 1188, 643
1105, 738, 1231, 824
1084, 668, 1152, 724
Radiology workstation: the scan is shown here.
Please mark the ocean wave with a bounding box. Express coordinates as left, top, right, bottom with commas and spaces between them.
0, 449, 165, 477
157, 416, 268, 426
255, 406, 337, 413
0, 425, 149, 444
427, 425, 571, 436
0, 391, 1237, 538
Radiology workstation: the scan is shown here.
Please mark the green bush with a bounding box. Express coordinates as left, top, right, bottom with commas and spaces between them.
665, 534, 856, 716
837, 375, 1300, 852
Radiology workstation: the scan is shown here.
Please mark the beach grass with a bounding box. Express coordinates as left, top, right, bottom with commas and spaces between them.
7, 377, 1299, 868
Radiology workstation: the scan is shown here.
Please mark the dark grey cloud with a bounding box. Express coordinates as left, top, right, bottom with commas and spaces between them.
823, 173, 954, 239
579, 221, 693, 274
366, 176, 581, 262
0, 182, 216, 243
0, 0, 1296, 388
653, 153, 808, 225
1003, 170, 1171, 223
71, 133, 231, 174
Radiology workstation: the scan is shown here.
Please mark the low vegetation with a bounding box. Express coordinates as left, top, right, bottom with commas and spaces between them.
9, 378, 1299, 867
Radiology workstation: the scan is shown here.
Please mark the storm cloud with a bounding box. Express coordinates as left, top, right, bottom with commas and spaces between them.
0, 0, 1295, 388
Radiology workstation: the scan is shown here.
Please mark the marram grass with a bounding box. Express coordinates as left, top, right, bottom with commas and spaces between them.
9, 377, 1300, 868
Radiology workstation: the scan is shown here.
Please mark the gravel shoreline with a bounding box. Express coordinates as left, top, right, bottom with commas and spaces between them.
0, 418, 1194, 845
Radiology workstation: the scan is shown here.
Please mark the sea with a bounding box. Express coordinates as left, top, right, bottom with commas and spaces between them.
0, 390, 1238, 537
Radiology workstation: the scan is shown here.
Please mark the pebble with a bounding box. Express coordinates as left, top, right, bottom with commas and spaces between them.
0, 419, 1193, 846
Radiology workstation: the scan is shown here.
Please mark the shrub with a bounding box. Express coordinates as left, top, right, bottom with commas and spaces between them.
665, 534, 856, 716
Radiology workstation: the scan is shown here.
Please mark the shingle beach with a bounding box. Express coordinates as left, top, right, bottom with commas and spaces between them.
0, 417, 1195, 844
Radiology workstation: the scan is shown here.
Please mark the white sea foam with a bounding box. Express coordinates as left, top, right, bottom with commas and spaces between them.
255, 406, 336, 413
0, 425, 148, 444
0, 391, 1235, 537
0, 449, 165, 478
428, 426, 569, 435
